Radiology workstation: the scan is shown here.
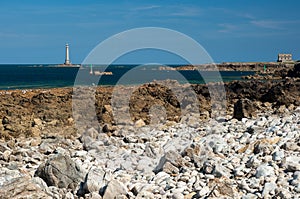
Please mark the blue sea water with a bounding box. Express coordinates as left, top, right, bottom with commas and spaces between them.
0, 64, 254, 90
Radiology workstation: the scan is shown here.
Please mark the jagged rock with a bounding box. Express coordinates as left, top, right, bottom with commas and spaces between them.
208, 178, 235, 198
162, 161, 179, 174
1, 150, 11, 162
103, 105, 112, 113
33, 118, 43, 126
2, 116, 10, 125
198, 186, 210, 197
182, 143, 201, 160
143, 142, 163, 158
80, 127, 99, 141
134, 119, 146, 128
153, 150, 184, 173
102, 180, 127, 199
253, 139, 274, 155
0, 173, 52, 199
102, 123, 117, 133
35, 154, 85, 190
213, 164, 231, 178
233, 98, 256, 120
81, 166, 107, 195
0, 80, 299, 198
0, 79, 299, 139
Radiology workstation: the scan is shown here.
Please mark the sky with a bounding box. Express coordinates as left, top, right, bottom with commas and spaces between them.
0, 0, 300, 64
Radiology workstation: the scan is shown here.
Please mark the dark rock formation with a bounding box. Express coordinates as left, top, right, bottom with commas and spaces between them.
287, 63, 300, 77
233, 98, 256, 120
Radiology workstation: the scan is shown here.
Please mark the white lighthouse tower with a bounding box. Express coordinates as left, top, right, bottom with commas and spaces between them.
64, 43, 71, 65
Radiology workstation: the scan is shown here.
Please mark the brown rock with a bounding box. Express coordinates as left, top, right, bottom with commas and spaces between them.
33, 118, 43, 126
134, 119, 146, 128
30, 127, 41, 137
162, 161, 179, 174
30, 137, 42, 146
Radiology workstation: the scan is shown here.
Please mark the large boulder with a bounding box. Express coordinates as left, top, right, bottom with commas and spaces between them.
35, 154, 85, 190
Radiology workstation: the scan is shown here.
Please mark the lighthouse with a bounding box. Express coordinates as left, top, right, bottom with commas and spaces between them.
64, 43, 71, 65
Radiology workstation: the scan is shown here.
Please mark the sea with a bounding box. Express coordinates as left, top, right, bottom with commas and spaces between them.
0, 64, 255, 90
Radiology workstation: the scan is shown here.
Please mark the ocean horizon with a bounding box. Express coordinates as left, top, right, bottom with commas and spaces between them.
0, 64, 254, 90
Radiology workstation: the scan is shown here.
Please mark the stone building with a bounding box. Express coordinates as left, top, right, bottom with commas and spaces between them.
277, 54, 292, 62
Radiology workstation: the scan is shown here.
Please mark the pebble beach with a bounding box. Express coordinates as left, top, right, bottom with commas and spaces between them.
0, 105, 299, 198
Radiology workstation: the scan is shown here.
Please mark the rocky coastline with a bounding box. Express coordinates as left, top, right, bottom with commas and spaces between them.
160, 62, 295, 72
0, 65, 299, 198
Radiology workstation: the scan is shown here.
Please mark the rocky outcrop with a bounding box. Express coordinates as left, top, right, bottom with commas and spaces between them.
0, 78, 299, 140
226, 79, 300, 107
162, 62, 293, 72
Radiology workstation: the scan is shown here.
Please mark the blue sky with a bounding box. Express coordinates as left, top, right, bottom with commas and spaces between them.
0, 0, 300, 64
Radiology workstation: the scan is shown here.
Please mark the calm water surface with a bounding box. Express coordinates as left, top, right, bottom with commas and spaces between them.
0, 64, 254, 90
